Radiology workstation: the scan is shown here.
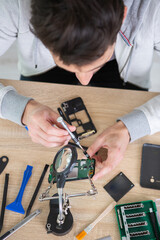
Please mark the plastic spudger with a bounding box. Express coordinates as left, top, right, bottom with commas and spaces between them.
25, 126, 28, 131
6, 165, 33, 214
0, 156, 9, 175
25, 164, 49, 218
0, 174, 9, 232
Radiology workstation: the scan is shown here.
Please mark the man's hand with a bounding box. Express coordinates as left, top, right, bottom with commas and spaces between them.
87, 121, 130, 180
22, 100, 76, 147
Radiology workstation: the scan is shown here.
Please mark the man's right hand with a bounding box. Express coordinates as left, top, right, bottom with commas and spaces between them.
22, 100, 76, 147
87, 121, 130, 180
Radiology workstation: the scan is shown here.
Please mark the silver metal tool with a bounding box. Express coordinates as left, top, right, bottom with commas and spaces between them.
57, 117, 90, 158
39, 173, 97, 202
96, 236, 112, 240
0, 209, 41, 240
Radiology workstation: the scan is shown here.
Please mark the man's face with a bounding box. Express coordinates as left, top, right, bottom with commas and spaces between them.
51, 44, 115, 85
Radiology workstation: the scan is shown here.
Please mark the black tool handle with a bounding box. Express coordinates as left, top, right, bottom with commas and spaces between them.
25, 164, 49, 218
57, 108, 68, 123
0, 230, 11, 240
149, 208, 160, 240
0, 174, 9, 233
0, 156, 9, 175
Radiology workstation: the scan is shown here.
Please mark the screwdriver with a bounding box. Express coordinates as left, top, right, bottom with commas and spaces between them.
57, 117, 90, 158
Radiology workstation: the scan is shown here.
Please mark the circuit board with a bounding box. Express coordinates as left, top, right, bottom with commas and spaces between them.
48, 158, 95, 183
115, 200, 160, 240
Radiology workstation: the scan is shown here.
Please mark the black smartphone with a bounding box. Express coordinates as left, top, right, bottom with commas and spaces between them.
140, 143, 160, 190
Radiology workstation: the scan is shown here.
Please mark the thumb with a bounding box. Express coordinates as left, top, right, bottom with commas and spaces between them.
67, 123, 76, 132
56, 116, 76, 132
93, 165, 111, 181
87, 137, 103, 157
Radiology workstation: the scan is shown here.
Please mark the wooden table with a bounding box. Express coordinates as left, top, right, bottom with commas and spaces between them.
0, 79, 160, 240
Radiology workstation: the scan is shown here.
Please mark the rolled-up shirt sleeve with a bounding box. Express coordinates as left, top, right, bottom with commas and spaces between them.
0, 83, 32, 125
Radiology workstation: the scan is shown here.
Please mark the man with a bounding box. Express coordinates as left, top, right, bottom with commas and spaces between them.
0, 0, 160, 180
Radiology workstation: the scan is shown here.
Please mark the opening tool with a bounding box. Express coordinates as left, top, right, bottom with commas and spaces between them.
0, 174, 9, 233
0, 156, 9, 175
25, 164, 49, 218
57, 117, 90, 158
6, 165, 33, 214
0, 209, 41, 240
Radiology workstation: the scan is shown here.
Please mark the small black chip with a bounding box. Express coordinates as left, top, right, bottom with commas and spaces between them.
103, 172, 134, 202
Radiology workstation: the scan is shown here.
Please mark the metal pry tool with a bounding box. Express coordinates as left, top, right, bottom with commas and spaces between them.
57, 117, 90, 158
0, 209, 41, 240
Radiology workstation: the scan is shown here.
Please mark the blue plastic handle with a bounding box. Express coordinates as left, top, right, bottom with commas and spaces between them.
25, 126, 28, 131
15, 165, 33, 203
6, 165, 33, 214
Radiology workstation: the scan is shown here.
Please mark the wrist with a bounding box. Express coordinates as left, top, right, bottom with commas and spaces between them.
21, 99, 39, 125
116, 120, 131, 142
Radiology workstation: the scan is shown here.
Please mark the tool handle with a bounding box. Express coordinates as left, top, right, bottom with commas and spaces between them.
15, 165, 33, 203
91, 201, 116, 228
76, 201, 116, 240
0, 230, 10, 240
0, 174, 9, 232
25, 164, 49, 218
149, 208, 160, 240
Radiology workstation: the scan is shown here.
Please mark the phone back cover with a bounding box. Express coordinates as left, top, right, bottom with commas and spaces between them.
140, 143, 160, 190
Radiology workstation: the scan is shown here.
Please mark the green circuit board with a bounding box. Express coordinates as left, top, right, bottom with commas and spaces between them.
115, 200, 160, 240
48, 158, 95, 183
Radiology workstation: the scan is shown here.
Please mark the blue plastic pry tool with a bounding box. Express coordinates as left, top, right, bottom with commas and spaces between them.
6, 165, 33, 214
25, 126, 28, 131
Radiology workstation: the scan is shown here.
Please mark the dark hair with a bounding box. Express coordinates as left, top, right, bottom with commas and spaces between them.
30, 0, 124, 66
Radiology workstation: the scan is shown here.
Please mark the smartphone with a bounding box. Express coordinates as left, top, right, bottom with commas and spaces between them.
48, 158, 95, 183
140, 143, 160, 190
60, 97, 97, 140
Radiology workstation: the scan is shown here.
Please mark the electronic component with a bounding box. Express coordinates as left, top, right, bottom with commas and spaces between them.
48, 158, 95, 183
103, 172, 134, 202
115, 200, 160, 240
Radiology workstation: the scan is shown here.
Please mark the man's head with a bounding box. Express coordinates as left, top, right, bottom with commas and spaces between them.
31, 0, 125, 84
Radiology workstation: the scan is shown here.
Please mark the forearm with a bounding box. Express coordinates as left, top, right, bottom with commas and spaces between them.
0, 83, 32, 125
118, 110, 150, 142
118, 95, 160, 142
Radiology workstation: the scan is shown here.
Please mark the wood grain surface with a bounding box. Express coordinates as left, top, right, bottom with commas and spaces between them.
0, 79, 160, 240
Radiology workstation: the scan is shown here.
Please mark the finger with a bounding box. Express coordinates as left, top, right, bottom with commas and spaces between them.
92, 166, 111, 181
29, 128, 71, 146
35, 128, 71, 143
93, 149, 124, 181
55, 115, 76, 132
92, 155, 103, 168
56, 120, 76, 132
67, 124, 76, 132
95, 161, 104, 169
37, 120, 70, 136
87, 137, 104, 157
31, 135, 67, 148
